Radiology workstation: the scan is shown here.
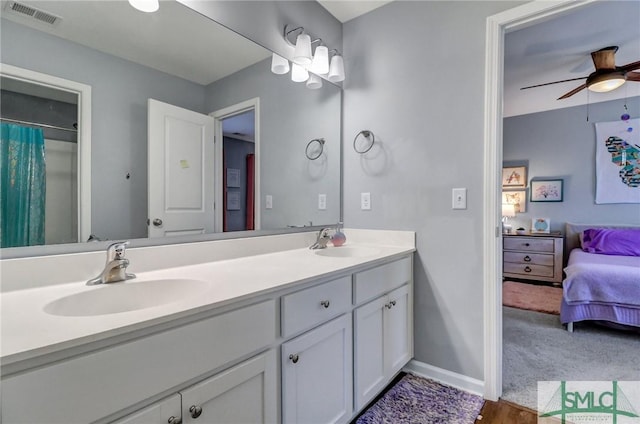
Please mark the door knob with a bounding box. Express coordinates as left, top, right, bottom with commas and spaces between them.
153, 218, 163, 227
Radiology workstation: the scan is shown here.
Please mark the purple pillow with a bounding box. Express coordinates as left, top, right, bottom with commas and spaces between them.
581, 228, 640, 256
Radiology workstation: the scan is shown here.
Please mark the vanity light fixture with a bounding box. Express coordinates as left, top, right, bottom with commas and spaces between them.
128, 0, 159, 13
310, 45, 329, 75
271, 53, 290, 75
284, 25, 313, 65
306, 74, 323, 89
291, 63, 310, 82
328, 50, 345, 83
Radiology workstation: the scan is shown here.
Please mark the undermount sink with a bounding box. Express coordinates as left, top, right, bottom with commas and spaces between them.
44, 279, 209, 317
314, 246, 381, 258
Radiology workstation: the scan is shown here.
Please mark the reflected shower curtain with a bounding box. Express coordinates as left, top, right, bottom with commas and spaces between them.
0, 123, 46, 247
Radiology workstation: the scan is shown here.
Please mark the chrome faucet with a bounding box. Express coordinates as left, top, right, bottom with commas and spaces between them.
309, 228, 332, 250
87, 241, 136, 285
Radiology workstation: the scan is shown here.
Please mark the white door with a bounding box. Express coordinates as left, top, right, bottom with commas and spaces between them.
282, 314, 353, 424
148, 99, 215, 238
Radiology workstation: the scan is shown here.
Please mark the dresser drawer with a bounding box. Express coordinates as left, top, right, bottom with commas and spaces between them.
281, 276, 351, 337
503, 262, 554, 278
503, 251, 554, 266
504, 237, 555, 253
354, 257, 412, 305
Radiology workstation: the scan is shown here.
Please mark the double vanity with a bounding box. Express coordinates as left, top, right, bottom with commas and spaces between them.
1, 229, 415, 424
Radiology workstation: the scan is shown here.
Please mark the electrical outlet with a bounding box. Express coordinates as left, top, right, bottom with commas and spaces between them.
361, 192, 371, 210
266, 195, 273, 209
452, 188, 467, 209
318, 194, 327, 210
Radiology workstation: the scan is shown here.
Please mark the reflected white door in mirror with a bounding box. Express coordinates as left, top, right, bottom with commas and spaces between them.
0, 64, 91, 247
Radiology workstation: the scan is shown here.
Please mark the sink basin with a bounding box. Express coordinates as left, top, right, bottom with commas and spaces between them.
44, 279, 209, 317
314, 246, 381, 258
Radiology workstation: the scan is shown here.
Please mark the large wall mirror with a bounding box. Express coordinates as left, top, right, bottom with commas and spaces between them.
0, 0, 342, 257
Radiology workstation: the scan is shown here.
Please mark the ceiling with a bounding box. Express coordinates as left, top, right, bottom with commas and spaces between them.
317, 0, 393, 23
504, 1, 640, 117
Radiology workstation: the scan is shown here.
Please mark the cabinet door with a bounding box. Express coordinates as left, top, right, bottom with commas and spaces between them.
282, 314, 353, 424
113, 394, 182, 424
180, 350, 277, 424
385, 285, 412, 376
354, 295, 387, 411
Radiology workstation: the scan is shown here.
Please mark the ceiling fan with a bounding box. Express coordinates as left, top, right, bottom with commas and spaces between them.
521, 46, 640, 100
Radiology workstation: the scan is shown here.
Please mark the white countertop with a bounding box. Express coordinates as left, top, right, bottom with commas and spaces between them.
1, 241, 414, 367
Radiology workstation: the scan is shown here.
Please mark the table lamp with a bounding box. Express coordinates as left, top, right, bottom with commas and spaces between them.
501, 203, 516, 234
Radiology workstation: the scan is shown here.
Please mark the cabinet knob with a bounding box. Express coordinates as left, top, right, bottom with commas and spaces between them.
152, 218, 163, 227
523, 255, 531, 262
189, 405, 203, 419
168, 416, 182, 424
320, 300, 330, 308
524, 242, 530, 247
390, 300, 397, 307
385, 303, 392, 309
289, 353, 299, 363
524, 266, 532, 273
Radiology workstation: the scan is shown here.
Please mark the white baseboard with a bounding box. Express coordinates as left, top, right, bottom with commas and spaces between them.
403, 359, 485, 397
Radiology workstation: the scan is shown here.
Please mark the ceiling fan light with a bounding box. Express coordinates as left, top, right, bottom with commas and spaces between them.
128, 0, 159, 12
587, 72, 626, 93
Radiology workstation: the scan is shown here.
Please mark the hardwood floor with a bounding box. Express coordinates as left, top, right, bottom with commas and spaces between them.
475, 399, 538, 424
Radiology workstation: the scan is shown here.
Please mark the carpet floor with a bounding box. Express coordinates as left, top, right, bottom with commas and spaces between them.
502, 306, 640, 410
356, 373, 483, 424
502, 281, 562, 315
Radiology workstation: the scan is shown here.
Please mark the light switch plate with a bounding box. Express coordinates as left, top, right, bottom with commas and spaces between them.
361, 192, 371, 210
318, 194, 327, 210
452, 188, 467, 209
265, 195, 273, 209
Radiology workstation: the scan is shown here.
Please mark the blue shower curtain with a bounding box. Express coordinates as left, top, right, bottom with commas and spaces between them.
0, 123, 46, 247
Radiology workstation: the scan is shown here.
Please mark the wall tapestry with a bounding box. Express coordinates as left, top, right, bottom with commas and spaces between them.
594, 118, 640, 204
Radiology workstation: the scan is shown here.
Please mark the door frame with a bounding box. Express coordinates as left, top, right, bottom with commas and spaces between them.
482, 0, 597, 401
211, 98, 261, 232
0, 63, 92, 243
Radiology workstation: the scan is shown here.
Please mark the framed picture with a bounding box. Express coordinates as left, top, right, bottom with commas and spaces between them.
226, 168, 241, 188
226, 191, 241, 210
530, 179, 563, 202
502, 190, 527, 213
502, 166, 527, 188
531, 217, 551, 234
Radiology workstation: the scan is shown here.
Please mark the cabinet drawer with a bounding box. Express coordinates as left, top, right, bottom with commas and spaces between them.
282, 276, 351, 338
1, 300, 277, 424
503, 251, 554, 266
504, 237, 555, 253
354, 257, 412, 305
504, 262, 554, 278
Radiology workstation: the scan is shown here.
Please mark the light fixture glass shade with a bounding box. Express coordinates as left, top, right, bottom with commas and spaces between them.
310, 46, 329, 75
128, 0, 159, 12
306, 74, 323, 90
291, 63, 309, 82
271, 53, 290, 75
293, 33, 313, 65
587, 74, 626, 93
328, 54, 345, 83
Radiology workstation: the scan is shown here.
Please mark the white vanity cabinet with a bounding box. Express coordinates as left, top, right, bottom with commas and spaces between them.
281, 314, 353, 424
353, 259, 413, 411
113, 395, 182, 424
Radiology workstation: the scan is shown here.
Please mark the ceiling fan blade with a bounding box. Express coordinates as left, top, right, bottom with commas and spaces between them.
521, 76, 586, 90
621, 60, 640, 72
557, 83, 587, 100
627, 72, 640, 82
591, 46, 618, 70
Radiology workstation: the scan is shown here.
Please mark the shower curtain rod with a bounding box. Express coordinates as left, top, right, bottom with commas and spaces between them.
1, 117, 78, 133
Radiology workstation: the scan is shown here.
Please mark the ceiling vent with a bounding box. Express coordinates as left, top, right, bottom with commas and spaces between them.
4, 1, 61, 26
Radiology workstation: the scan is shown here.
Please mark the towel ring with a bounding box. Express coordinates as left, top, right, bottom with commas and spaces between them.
353, 130, 375, 154
305, 138, 325, 160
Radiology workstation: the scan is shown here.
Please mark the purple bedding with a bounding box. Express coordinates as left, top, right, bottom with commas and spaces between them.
561, 249, 640, 327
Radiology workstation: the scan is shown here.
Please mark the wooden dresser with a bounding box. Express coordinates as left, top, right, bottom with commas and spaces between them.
503, 232, 564, 284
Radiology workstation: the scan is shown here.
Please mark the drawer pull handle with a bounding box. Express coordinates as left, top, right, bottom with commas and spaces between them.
189, 405, 203, 419
289, 353, 299, 363
320, 300, 330, 308
523, 255, 532, 262
524, 266, 532, 273
524, 243, 530, 247
168, 416, 182, 424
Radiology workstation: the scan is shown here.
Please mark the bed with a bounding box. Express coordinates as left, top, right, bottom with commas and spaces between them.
561, 223, 640, 332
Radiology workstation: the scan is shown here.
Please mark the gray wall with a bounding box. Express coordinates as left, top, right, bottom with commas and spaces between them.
1, 18, 207, 241
504, 96, 640, 238
206, 58, 341, 229
343, 1, 523, 381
